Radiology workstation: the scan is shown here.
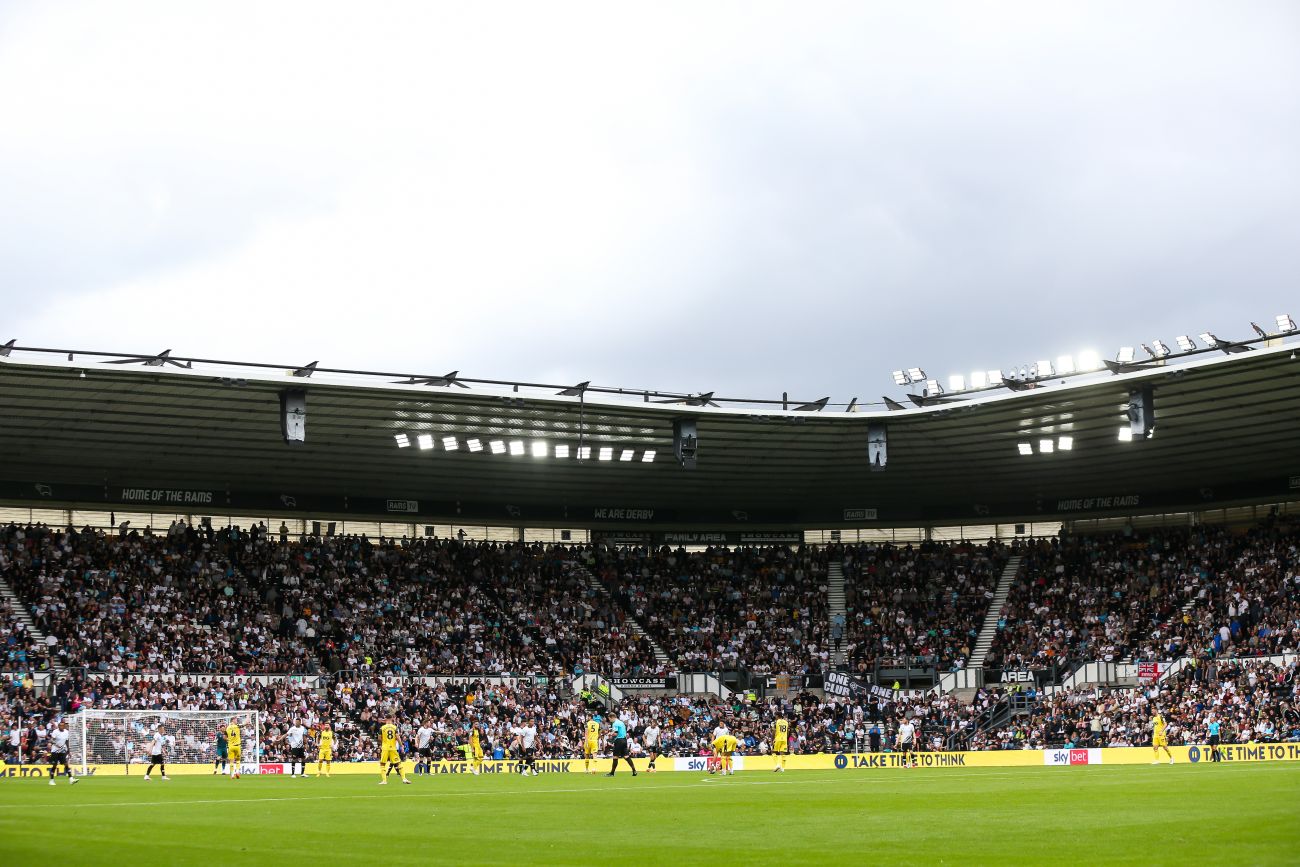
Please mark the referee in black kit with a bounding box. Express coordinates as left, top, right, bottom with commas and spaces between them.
605, 714, 638, 776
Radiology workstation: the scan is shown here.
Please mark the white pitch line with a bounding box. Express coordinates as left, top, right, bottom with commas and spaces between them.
0, 775, 836, 810
1, 763, 1267, 811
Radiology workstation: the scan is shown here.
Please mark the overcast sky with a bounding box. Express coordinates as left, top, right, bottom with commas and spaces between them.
2, 2, 1297, 405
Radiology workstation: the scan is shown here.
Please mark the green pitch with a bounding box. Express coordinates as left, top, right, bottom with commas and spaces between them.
1, 764, 1297, 865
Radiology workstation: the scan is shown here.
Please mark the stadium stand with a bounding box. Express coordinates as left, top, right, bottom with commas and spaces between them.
1, 598, 53, 675
2, 514, 1297, 763
972, 656, 1300, 749
983, 516, 1300, 671
589, 544, 832, 675
838, 540, 1009, 675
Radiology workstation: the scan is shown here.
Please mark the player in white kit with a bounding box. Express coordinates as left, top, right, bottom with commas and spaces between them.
285, 720, 308, 777
642, 721, 661, 773
511, 718, 539, 776
142, 725, 170, 781
896, 719, 918, 768
48, 721, 77, 785
415, 721, 435, 774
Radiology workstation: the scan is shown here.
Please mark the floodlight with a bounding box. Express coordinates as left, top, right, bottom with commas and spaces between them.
1278, 314, 1296, 333
1175, 335, 1195, 351
892, 370, 909, 386
1039, 439, 1054, 454
970, 371, 988, 389
1036, 360, 1053, 378
1076, 351, 1101, 371
1057, 435, 1073, 451
619, 449, 634, 462
554, 444, 570, 458
987, 369, 1002, 384
466, 438, 483, 452
1151, 340, 1171, 357
1056, 355, 1075, 374
924, 379, 942, 396
395, 434, 410, 448
1116, 347, 1135, 363
509, 440, 525, 456
531, 441, 548, 458
906, 367, 925, 382
489, 440, 506, 454
642, 450, 656, 462
598, 447, 613, 461
948, 374, 965, 391
1017, 443, 1033, 456
442, 436, 459, 451
577, 445, 592, 460
1117, 427, 1133, 442
417, 434, 434, 450
1199, 332, 1219, 347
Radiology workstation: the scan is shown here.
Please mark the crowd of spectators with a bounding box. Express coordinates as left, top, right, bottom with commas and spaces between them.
984, 516, 1300, 672
839, 540, 1008, 674
1, 524, 680, 680
7, 654, 1297, 767
5, 514, 1299, 770
2, 522, 316, 674
489, 550, 667, 677
589, 545, 831, 674
974, 656, 1300, 749
2, 599, 56, 675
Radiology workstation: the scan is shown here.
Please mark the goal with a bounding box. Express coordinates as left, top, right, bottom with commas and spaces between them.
70, 709, 261, 776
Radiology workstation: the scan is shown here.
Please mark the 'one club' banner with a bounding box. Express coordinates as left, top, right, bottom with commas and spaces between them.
824, 671, 898, 701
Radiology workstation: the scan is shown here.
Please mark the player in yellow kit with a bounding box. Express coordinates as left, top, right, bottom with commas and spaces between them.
378, 718, 411, 785
711, 732, 738, 776
583, 716, 602, 774
1151, 710, 1174, 765
469, 723, 485, 776
315, 722, 334, 777
772, 716, 789, 773
225, 718, 242, 780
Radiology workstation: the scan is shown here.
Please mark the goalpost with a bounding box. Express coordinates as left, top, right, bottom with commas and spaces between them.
69, 709, 261, 776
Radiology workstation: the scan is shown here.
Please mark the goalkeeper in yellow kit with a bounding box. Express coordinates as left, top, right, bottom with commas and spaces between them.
225, 718, 243, 780
469, 723, 485, 776
315, 722, 334, 777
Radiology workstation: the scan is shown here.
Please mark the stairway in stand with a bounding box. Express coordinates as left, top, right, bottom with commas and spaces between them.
827, 561, 848, 669
968, 555, 1022, 669
0, 572, 67, 680
572, 563, 673, 670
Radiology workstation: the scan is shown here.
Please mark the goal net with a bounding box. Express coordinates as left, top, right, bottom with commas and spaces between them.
69, 709, 261, 776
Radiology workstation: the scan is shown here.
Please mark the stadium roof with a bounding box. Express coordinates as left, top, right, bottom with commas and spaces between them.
1, 340, 1298, 530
